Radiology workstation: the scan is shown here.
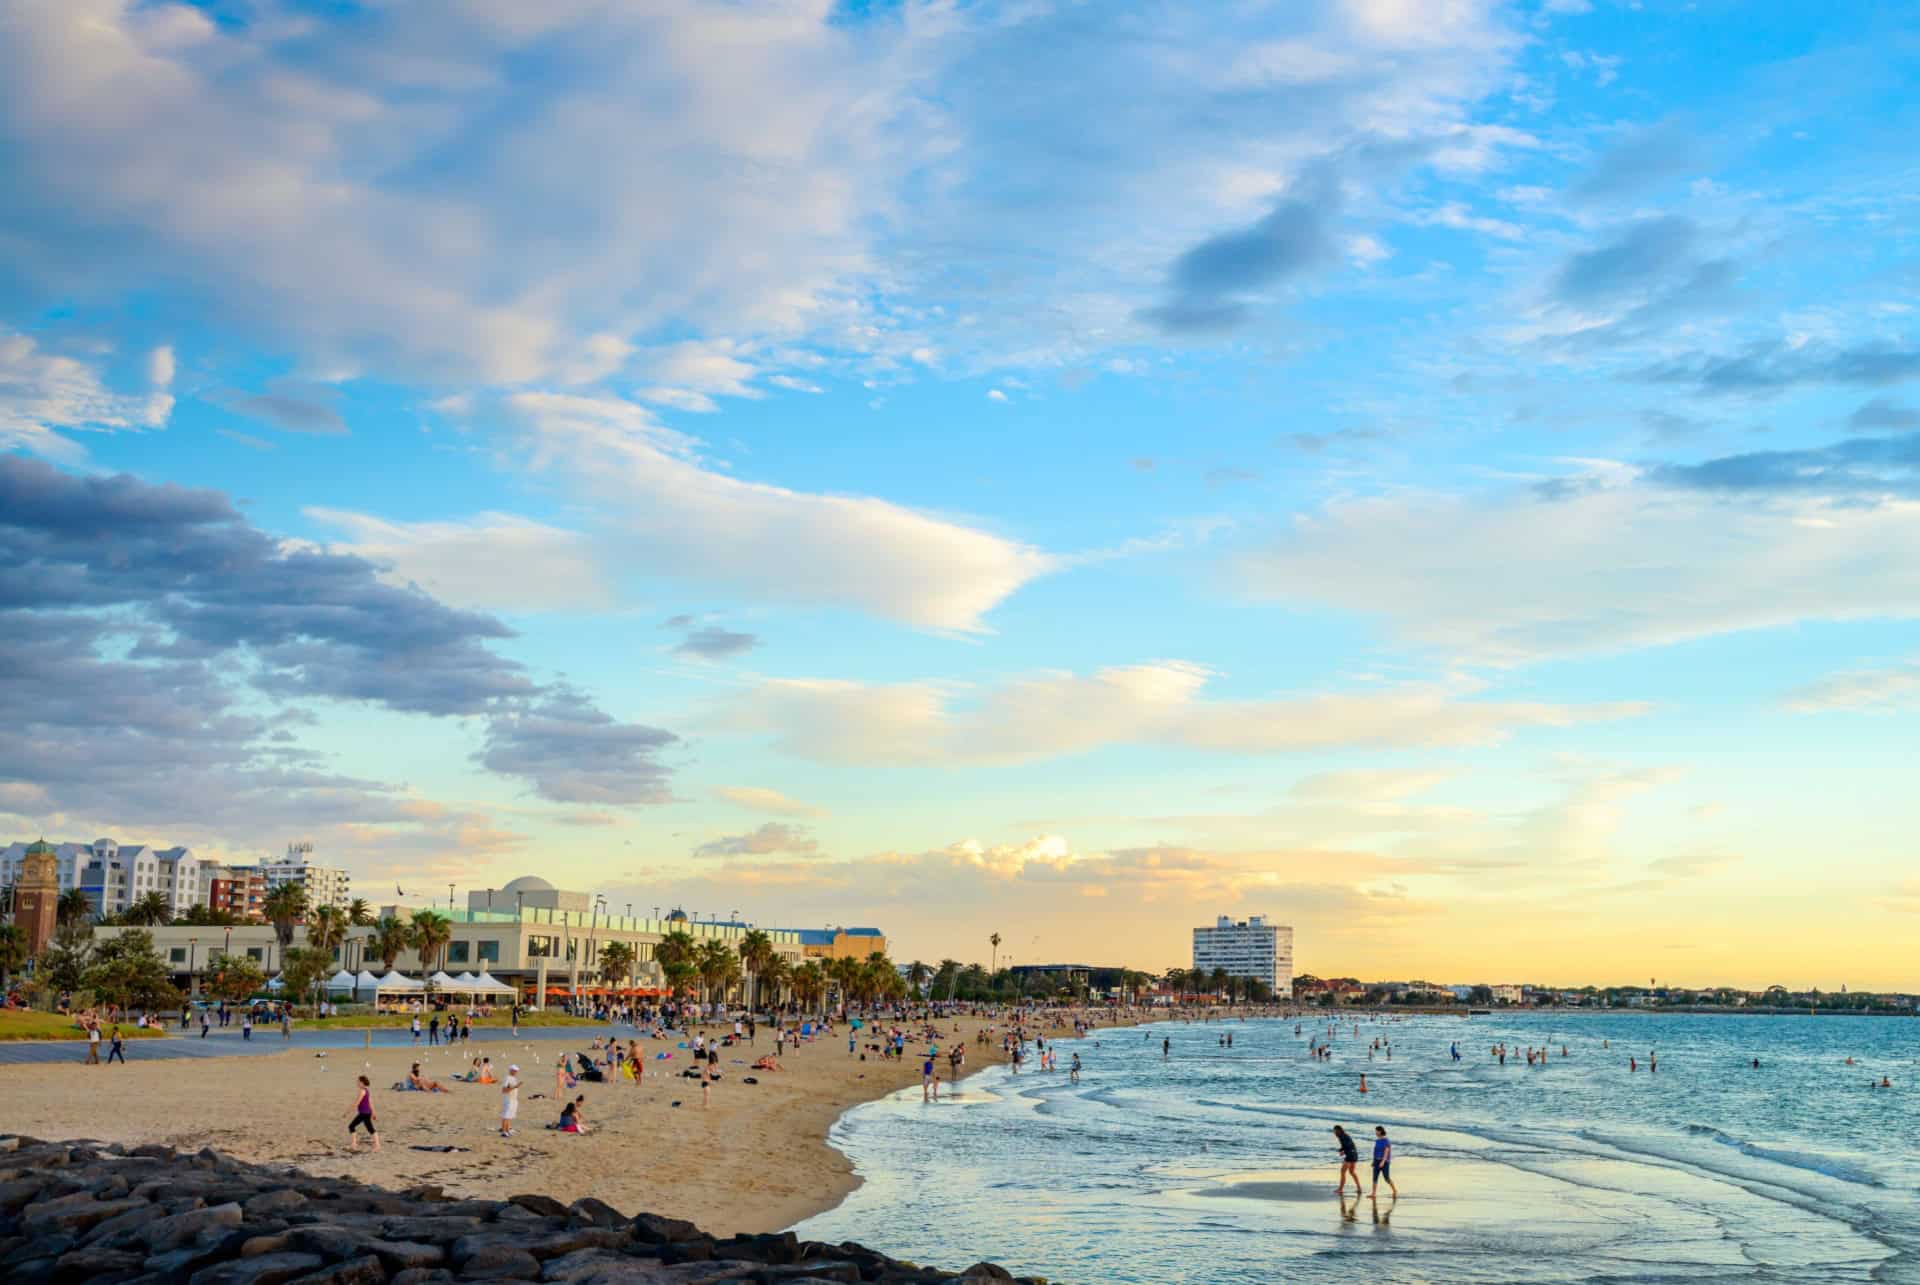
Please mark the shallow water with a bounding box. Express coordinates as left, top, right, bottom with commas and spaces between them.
795, 1013, 1920, 1283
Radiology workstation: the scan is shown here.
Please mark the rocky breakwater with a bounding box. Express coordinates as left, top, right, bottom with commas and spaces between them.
0, 1136, 1042, 1284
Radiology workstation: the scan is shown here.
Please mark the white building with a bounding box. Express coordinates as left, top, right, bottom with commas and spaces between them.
1491, 984, 1524, 1004
1, 838, 205, 919
261, 844, 352, 911
1192, 914, 1293, 995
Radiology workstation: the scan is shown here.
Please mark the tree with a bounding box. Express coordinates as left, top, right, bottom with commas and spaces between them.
652, 921, 698, 971
790, 960, 826, 1014
306, 905, 348, 961
1469, 985, 1494, 1006
934, 958, 962, 1001
83, 931, 180, 1010
661, 959, 698, 1002
123, 891, 172, 927
989, 932, 1002, 974
409, 910, 453, 973
56, 888, 94, 937
204, 952, 267, 1004
370, 916, 415, 971
0, 923, 29, 993
907, 960, 932, 997
737, 929, 776, 1011
346, 898, 373, 926
263, 883, 308, 951
38, 937, 92, 995
696, 938, 737, 1007
279, 945, 334, 1014
759, 953, 792, 1010
598, 940, 636, 989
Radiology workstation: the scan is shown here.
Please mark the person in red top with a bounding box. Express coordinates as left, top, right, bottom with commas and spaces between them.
348, 1075, 380, 1152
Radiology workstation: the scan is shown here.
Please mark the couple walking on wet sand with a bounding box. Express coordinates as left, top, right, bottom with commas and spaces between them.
1333, 1124, 1397, 1199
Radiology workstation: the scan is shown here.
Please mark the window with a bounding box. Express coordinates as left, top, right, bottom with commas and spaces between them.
447, 941, 471, 964
246, 947, 264, 962
477, 941, 500, 963
169, 948, 187, 963
527, 935, 556, 958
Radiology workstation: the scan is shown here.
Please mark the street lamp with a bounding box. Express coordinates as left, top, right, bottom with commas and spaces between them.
188, 937, 198, 1000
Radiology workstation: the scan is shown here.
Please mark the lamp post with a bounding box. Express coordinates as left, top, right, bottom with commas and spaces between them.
188, 937, 198, 1000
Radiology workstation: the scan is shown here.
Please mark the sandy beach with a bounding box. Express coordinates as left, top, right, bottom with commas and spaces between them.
0, 1014, 1043, 1234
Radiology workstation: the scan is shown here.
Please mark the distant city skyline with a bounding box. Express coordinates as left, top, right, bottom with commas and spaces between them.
3, 2, 1918, 989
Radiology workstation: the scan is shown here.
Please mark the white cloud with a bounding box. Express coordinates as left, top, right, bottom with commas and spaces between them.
715, 786, 827, 818
305, 507, 611, 611
1235, 467, 1920, 661
1784, 658, 1920, 713
711, 662, 1642, 766
509, 392, 1054, 631
0, 329, 172, 456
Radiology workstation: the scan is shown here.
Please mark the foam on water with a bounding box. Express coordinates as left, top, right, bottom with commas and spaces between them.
794, 1012, 1919, 1283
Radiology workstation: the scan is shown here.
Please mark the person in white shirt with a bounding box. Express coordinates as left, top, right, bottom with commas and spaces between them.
499, 1065, 521, 1137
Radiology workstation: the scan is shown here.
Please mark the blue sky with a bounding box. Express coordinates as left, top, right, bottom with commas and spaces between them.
4, 0, 1919, 986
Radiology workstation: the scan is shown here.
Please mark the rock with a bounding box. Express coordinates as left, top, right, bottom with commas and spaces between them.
287, 1256, 390, 1285
536, 1250, 635, 1282
508, 1195, 568, 1219
959, 1268, 1014, 1282
565, 1199, 623, 1230
23, 1192, 149, 1235
755, 1262, 862, 1283
524, 1228, 630, 1261
188, 1251, 327, 1285
716, 1234, 800, 1266
629, 1214, 701, 1245
130, 1144, 177, 1162
379, 1216, 484, 1243
53, 1243, 148, 1276
457, 1244, 542, 1280
0, 1177, 47, 1212
246, 1189, 310, 1218
657, 1239, 715, 1265
242, 1232, 297, 1257
390, 1271, 457, 1285
143, 1202, 244, 1252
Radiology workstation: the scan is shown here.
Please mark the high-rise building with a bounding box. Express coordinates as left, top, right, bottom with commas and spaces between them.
0, 838, 205, 919
261, 843, 352, 912
1192, 914, 1293, 995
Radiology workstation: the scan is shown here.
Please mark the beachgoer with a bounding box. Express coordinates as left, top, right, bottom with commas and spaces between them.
1370, 1126, 1397, 1197
1070, 1052, 1081, 1084
1358, 1074, 1368, 1094
409, 1062, 447, 1092
85, 1022, 101, 1064
500, 1065, 520, 1136
242, 1013, 252, 1041
348, 1076, 380, 1152
1333, 1125, 1360, 1194
106, 1026, 125, 1064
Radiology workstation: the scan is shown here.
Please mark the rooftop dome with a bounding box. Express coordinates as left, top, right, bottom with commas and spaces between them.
25, 837, 56, 856
666, 908, 689, 922
499, 875, 555, 895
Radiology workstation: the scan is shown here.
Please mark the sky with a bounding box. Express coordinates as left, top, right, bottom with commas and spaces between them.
4, 0, 1919, 990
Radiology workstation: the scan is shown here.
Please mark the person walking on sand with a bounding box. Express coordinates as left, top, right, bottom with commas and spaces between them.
84, 1021, 101, 1065
1370, 1126, 1397, 1198
106, 1025, 126, 1064
348, 1076, 380, 1152
242, 1011, 252, 1041
500, 1064, 521, 1137
1333, 1125, 1361, 1194
410, 1014, 421, 1045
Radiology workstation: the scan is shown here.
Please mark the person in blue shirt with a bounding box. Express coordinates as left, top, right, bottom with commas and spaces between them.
1370, 1126, 1397, 1197
1451, 1042, 1460, 1062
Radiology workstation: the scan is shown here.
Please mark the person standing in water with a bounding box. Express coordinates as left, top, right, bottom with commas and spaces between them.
1370, 1126, 1397, 1198
1162, 1037, 1171, 1059
1333, 1125, 1361, 1194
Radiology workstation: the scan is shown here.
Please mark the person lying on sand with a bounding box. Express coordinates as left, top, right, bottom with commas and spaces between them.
751, 1054, 784, 1071
409, 1063, 448, 1092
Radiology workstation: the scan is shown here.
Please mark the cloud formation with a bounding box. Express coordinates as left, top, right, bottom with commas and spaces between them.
692, 823, 821, 859
712, 663, 1640, 766
1236, 465, 1920, 660
0, 457, 676, 809
510, 392, 1055, 631
306, 508, 610, 612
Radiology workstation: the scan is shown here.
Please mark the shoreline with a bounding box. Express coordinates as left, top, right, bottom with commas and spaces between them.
0, 1013, 1037, 1234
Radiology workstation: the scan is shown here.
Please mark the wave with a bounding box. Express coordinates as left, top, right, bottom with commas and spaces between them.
1682, 1123, 1885, 1189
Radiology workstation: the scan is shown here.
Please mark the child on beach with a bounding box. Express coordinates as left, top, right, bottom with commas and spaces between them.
348, 1076, 380, 1152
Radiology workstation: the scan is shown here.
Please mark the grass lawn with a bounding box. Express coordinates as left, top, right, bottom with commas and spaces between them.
0, 1011, 171, 1041
292, 1010, 599, 1030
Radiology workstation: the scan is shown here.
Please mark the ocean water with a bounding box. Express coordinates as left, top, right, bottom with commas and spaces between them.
795, 1013, 1920, 1283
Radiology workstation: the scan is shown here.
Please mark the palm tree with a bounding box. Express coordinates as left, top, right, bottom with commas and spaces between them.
791, 960, 826, 1014
306, 905, 348, 961
409, 909, 453, 973
654, 929, 696, 975
737, 929, 775, 1011
662, 958, 698, 1003
263, 883, 308, 951
0, 923, 27, 992
759, 953, 792, 1011
598, 940, 636, 990
123, 891, 172, 927
344, 898, 373, 966
989, 932, 1002, 974
56, 888, 94, 934
695, 938, 736, 1008
370, 916, 415, 971
907, 959, 931, 998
